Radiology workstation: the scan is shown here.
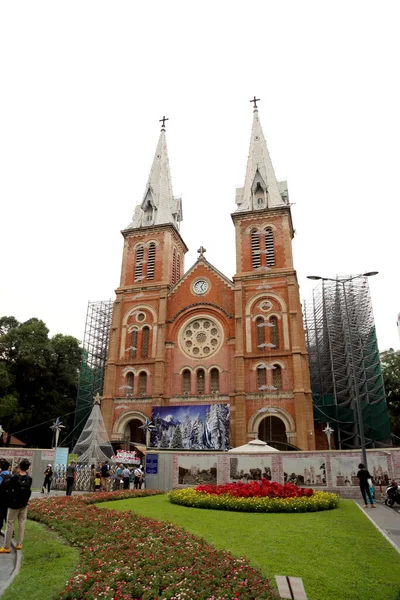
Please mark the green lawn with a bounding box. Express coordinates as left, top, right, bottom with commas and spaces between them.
2, 520, 79, 600
100, 495, 400, 600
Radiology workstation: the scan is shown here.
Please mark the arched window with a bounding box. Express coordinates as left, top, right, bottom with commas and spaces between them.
251, 230, 261, 269
141, 326, 150, 358
147, 243, 156, 280
264, 228, 275, 267
172, 249, 177, 284
256, 317, 265, 351
131, 330, 138, 359
176, 254, 181, 281
210, 368, 219, 392
135, 246, 144, 281
139, 372, 147, 395
257, 366, 267, 389
126, 372, 134, 396
269, 316, 279, 349
197, 369, 205, 394
272, 365, 282, 389
182, 369, 191, 393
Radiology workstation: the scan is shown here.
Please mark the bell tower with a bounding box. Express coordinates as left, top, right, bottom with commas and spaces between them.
231, 99, 315, 450
102, 119, 188, 439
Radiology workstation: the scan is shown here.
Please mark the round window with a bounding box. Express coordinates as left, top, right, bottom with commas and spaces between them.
180, 317, 223, 358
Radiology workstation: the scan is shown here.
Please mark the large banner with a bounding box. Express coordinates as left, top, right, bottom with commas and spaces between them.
150, 404, 230, 450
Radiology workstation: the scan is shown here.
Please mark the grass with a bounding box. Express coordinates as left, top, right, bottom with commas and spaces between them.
2, 520, 79, 600
99, 495, 400, 600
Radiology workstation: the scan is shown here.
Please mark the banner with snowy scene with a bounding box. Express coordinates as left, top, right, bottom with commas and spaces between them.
150, 404, 230, 450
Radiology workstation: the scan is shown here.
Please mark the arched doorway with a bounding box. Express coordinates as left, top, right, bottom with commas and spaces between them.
258, 416, 287, 445
128, 419, 146, 446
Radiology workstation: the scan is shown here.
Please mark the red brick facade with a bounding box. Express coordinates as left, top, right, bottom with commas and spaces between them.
102, 117, 316, 451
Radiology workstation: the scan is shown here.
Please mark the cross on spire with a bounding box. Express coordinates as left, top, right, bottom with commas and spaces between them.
159, 115, 169, 129
197, 245, 206, 257
250, 96, 260, 110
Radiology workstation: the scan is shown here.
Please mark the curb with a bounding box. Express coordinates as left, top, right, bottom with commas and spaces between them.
354, 501, 400, 555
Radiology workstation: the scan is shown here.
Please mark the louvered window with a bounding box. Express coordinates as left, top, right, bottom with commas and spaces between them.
210, 368, 219, 392
256, 317, 265, 351
270, 316, 279, 349
147, 243, 155, 280
141, 326, 150, 358
131, 330, 138, 359
272, 365, 282, 389
257, 366, 267, 388
126, 372, 134, 396
139, 372, 147, 395
265, 229, 275, 267
197, 369, 205, 394
172, 249, 177, 284
251, 230, 261, 269
182, 369, 191, 393
135, 246, 144, 281
176, 255, 181, 281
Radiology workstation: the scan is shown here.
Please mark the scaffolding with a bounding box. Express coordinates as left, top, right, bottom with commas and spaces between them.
304, 276, 391, 449
73, 300, 113, 445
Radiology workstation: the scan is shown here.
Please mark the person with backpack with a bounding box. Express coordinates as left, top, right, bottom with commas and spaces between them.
0, 459, 12, 532
0, 459, 32, 553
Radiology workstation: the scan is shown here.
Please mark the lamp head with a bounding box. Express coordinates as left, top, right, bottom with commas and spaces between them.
307, 275, 322, 281
362, 271, 378, 277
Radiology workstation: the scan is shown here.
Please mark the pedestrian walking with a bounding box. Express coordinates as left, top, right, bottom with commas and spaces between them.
0, 459, 32, 552
134, 465, 143, 489
0, 460, 12, 532
42, 464, 53, 494
357, 463, 376, 508
101, 460, 111, 492
66, 461, 76, 496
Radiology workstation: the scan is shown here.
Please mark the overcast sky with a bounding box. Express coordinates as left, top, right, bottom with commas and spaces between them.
1, 1, 399, 352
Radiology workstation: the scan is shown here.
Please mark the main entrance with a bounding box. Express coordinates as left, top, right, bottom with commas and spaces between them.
258, 416, 287, 445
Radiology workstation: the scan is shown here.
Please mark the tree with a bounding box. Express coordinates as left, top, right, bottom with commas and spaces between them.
381, 351, 400, 439
171, 424, 183, 448
0, 316, 82, 447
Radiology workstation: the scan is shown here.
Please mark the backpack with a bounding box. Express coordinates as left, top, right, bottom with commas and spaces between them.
6, 474, 32, 509
0, 474, 12, 505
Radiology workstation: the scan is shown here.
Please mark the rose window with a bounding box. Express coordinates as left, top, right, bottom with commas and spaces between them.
180, 317, 223, 358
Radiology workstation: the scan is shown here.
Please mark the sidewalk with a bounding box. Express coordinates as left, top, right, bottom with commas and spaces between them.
355, 499, 400, 552
0, 534, 19, 597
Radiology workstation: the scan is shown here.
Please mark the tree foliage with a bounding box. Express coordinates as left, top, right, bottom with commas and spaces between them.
0, 316, 82, 447
381, 350, 400, 439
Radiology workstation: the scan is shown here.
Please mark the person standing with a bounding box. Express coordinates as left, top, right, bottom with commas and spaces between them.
134, 465, 143, 489
42, 464, 53, 494
101, 460, 110, 492
357, 463, 376, 508
122, 466, 131, 490
0, 459, 32, 552
65, 461, 76, 496
0, 460, 12, 532
90, 464, 96, 493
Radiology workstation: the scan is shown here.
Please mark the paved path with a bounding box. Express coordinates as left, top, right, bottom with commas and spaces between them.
0, 534, 18, 597
355, 499, 400, 552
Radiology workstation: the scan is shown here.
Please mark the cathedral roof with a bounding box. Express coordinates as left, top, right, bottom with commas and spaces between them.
126, 126, 182, 231
235, 109, 289, 212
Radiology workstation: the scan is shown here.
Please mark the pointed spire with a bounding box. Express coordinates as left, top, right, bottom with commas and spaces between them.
235, 102, 288, 212
126, 119, 182, 230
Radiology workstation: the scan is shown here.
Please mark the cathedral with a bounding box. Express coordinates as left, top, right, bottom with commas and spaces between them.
102, 103, 316, 452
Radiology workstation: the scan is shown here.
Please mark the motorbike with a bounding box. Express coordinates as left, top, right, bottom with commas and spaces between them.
384, 480, 400, 507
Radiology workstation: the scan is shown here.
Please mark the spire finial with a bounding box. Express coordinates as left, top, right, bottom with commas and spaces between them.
250, 96, 260, 111
159, 115, 169, 130
197, 245, 206, 258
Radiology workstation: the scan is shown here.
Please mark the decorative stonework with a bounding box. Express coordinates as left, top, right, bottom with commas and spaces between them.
179, 316, 223, 358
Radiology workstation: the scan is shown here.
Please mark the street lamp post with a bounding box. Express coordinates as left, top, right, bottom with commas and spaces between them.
307, 271, 378, 470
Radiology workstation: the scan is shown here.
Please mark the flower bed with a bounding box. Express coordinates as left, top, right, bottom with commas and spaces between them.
169, 481, 339, 513
28, 490, 280, 599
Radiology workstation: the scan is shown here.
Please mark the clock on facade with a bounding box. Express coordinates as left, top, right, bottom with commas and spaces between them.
193, 279, 209, 295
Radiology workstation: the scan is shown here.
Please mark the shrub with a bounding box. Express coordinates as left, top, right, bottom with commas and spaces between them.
196, 479, 314, 499
27, 490, 280, 599
169, 487, 339, 513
